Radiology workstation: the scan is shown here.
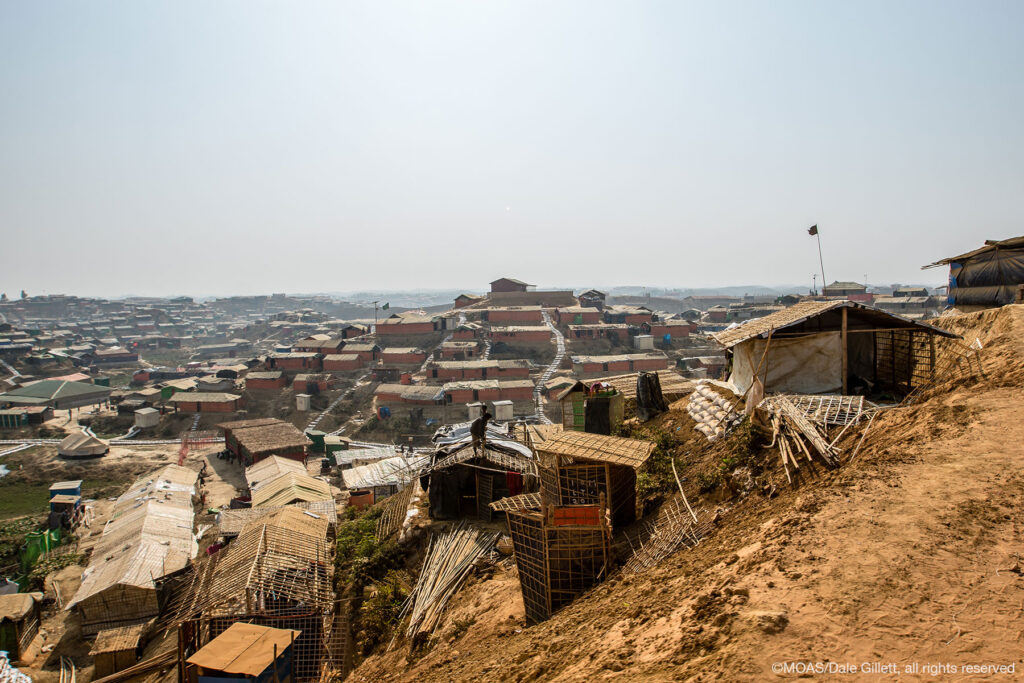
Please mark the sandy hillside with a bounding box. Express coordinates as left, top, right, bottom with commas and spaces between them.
351, 305, 1024, 682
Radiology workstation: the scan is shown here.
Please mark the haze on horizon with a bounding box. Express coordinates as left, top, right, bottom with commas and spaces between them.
1, 1, 1019, 299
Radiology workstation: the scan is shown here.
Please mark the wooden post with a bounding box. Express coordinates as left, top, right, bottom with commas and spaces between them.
841, 308, 848, 395
890, 331, 896, 388
872, 332, 878, 385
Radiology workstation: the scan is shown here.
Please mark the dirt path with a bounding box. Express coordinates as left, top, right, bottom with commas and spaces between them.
706, 386, 1024, 679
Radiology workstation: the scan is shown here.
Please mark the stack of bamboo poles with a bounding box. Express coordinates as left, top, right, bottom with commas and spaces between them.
402, 523, 500, 640
768, 396, 840, 483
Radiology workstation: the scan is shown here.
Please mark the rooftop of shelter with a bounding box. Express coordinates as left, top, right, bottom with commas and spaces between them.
166, 392, 240, 403
186, 622, 301, 676
711, 300, 960, 348
489, 325, 551, 332
571, 353, 667, 363
250, 472, 333, 508
535, 431, 657, 468
923, 235, 1024, 268
224, 421, 310, 455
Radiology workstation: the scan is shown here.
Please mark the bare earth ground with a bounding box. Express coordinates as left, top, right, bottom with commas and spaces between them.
352, 305, 1024, 682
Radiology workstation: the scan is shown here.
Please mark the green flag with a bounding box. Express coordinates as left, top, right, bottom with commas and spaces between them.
382, 302, 389, 310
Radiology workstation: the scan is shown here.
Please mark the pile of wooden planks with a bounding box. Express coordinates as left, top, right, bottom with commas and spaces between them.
768, 396, 840, 483
402, 523, 501, 640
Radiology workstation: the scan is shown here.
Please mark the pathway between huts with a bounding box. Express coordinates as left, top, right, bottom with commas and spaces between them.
534, 310, 565, 424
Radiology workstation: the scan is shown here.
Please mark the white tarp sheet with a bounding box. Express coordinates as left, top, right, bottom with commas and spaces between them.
341, 455, 428, 489
729, 332, 842, 395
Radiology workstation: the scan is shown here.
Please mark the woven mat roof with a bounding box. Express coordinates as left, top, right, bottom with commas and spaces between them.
535, 431, 656, 468
250, 472, 332, 508
217, 500, 337, 536
245, 455, 307, 491
712, 300, 959, 348
89, 622, 147, 655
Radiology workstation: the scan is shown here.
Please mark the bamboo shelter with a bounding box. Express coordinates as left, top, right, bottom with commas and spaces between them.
67, 465, 198, 635
533, 431, 656, 529
168, 508, 343, 682
506, 509, 610, 625
502, 430, 656, 624
89, 623, 146, 679
712, 300, 961, 396
0, 592, 42, 662
185, 623, 299, 683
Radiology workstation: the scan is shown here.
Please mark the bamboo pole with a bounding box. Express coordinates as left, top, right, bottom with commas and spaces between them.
841, 307, 848, 395
670, 458, 699, 525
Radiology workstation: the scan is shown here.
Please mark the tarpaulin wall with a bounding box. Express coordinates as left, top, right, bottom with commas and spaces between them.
948, 248, 1024, 305
728, 332, 842, 395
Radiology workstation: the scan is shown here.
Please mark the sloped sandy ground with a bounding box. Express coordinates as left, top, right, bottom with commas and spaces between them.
351, 306, 1024, 682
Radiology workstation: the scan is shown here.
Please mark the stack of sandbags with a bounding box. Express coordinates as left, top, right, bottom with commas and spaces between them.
686, 381, 742, 441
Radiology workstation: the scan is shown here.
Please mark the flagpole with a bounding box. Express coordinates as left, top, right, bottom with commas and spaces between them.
815, 232, 827, 295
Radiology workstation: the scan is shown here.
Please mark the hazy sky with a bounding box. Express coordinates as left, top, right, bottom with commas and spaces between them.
1, 1, 1020, 298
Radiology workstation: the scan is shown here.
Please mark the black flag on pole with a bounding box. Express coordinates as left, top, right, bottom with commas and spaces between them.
808, 224, 818, 236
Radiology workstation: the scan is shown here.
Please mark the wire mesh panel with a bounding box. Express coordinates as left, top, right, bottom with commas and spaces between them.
506, 510, 549, 624
545, 525, 609, 613
557, 464, 607, 506
876, 330, 935, 394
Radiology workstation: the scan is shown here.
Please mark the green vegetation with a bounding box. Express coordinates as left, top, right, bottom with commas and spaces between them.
0, 482, 51, 519
0, 518, 39, 567
336, 506, 403, 588
359, 571, 408, 652
625, 425, 681, 501
335, 506, 408, 657
25, 551, 82, 591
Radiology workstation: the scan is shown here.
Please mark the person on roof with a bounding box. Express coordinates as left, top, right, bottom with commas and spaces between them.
471, 409, 492, 456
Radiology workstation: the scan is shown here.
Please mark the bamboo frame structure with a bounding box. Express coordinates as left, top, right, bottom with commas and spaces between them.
539, 461, 636, 529
506, 509, 610, 625
167, 516, 343, 682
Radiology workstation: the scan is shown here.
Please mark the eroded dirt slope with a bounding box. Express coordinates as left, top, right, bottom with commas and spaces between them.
352, 306, 1024, 682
